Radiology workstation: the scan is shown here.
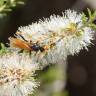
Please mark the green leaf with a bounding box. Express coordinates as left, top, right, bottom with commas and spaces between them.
82, 13, 87, 24
89, 23, 96, 30
0, 43, 10, 55
87, 8, 92, 20
91, 11, 96, 21
0, 0, 25, 17
87, 8, 96, 22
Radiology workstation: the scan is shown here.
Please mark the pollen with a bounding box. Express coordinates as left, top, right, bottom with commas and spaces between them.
0, 68, 30, 85
64, 23, 77, 35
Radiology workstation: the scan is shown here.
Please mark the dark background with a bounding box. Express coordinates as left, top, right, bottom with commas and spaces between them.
0, 0, 96, 96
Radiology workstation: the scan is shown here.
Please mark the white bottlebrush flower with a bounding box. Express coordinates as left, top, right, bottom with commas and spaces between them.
0, 53, 39, 96
9, 10, 94, 65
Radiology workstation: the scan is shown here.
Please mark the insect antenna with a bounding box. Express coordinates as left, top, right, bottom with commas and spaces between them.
19, 34, 28, 42
15, 31, 28, 42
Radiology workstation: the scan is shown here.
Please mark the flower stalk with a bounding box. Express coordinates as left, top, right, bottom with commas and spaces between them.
0, 9, 96, 96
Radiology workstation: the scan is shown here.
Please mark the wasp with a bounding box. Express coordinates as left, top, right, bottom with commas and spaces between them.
9, 33, 45, 52
9, 31, 61, 53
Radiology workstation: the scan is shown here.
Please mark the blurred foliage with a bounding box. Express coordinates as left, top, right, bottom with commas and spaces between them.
0, 0, 25, 17
35, 65, 68, 96
82, 8, 96, 29
0, 43, 10, 55
40, 65, 65, 84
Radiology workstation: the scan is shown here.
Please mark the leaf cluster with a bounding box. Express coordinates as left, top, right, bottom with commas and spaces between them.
82, 8, 96, 30
0, 0, 24, 17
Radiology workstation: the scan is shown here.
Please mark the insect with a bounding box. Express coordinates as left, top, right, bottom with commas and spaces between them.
9, 31, 62, 53
9, 37, 45, 52
9, 31, 45, 52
